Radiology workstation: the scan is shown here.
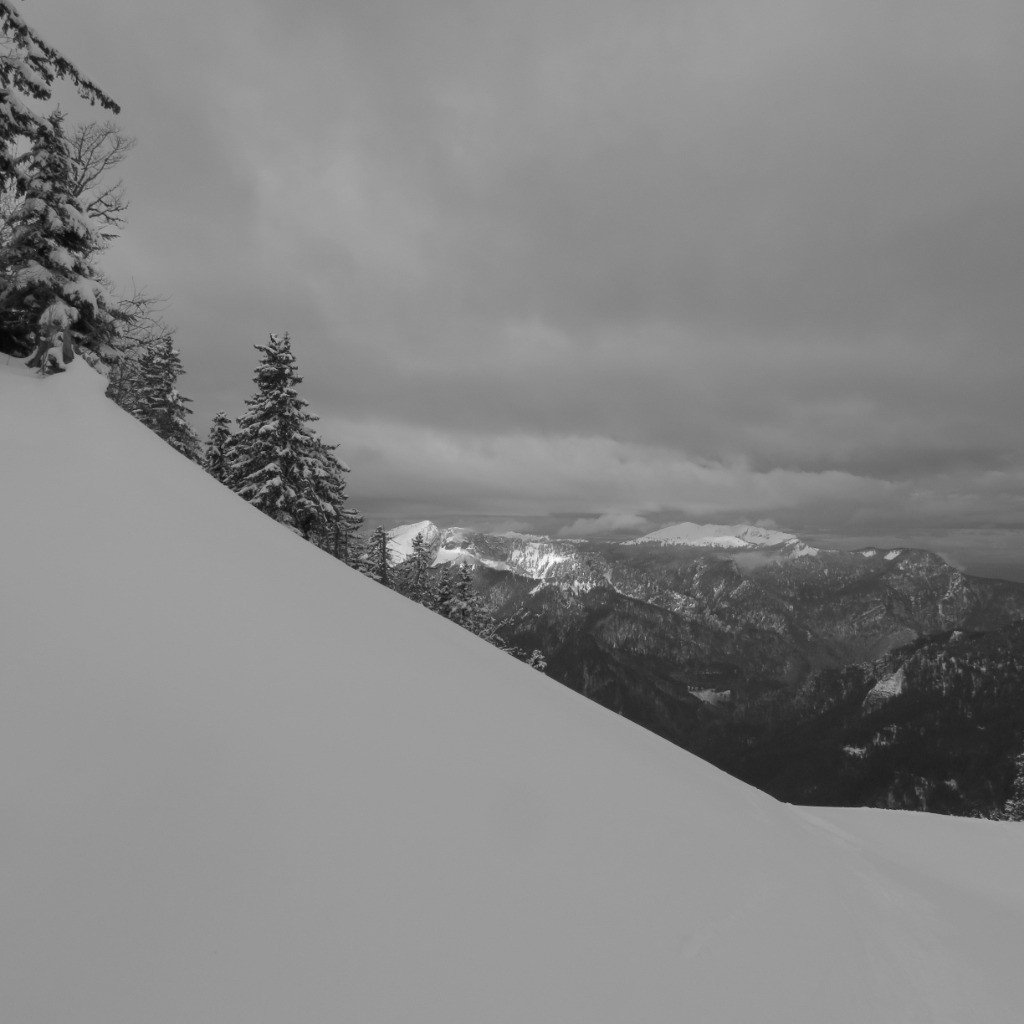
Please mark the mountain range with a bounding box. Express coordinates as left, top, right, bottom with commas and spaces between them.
388, 519, 1024, 814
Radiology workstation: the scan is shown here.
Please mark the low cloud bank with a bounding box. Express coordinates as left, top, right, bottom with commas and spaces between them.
558, 513, 648, 537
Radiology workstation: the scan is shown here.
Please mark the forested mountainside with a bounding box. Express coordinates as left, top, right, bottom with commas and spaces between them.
719, 623, 1024, 815
390, 523, 1024, 815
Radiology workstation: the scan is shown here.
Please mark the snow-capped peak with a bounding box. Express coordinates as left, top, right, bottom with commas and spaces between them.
626, 522, 817, 555
386, 520, 441, 560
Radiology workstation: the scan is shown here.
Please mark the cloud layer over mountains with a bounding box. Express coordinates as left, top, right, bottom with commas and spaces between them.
34, 0, 1024, 575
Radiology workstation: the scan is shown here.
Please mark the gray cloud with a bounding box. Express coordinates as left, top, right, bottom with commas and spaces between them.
558, 514, 649, 538
31, 0, 1024, 578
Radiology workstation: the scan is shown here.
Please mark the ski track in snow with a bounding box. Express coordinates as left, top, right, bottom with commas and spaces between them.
3, 361, 1024, 1023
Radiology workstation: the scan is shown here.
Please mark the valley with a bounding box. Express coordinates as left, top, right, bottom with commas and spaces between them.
389, 520, 1024, 815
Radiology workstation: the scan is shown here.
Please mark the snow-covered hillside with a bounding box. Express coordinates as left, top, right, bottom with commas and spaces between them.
4, 360, 1024, 1023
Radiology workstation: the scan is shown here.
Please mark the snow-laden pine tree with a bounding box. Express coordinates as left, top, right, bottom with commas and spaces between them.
434, 563, 454, 618
363, 526, 392, 586
526, 650, 548, 672
102, 291, 179, 403
449, 561, 525, 657
1, 111, 113, 366
450, 562, 476, 629
227, 333, 355, 543
205, 412, 233, 483
129, 338, 200, 460
1005, 751, 1024, 821
451, 562, 501, 638
0, 1, 118, 196
304, 436, 363, 563
397, 531, 434, 604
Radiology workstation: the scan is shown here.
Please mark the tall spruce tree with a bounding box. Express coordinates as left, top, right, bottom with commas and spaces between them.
227, 333, 351, 541
305, 436, 363, 562
452, 562, 496, 635
0, 2, 119, 194
205, 411, 233, 483
130, 337, 200, 460
397, 531, 434, 604
364, 525, 392, 586
434, 563, 454, 618
450, 561, 522, 656
1, 1, 117, 359
1, 111, 112, 365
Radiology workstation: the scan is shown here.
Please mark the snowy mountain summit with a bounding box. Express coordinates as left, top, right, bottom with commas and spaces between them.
387, 522, 603, 588
5, 361, 1024, 1023
386, 519, 442, 560
386, 520, 818, 584
627, 521, 818, 556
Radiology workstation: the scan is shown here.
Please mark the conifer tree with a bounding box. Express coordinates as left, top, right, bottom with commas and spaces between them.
451, 562, 496, 636
449, 561, 524, 656
434, 563, 454, 618
228, 333, 352, 541
1005, 750, 1024, 822
339, 507, 366, 567
305, 436, 363, 562
2, 1, 118, 360
102, 289, 184, 405
341, 524, 367, 572
1, 111, 112, 365
526, 650, 548, 672
130, 337, 201, 460
450, 562, 476, 629
0, 2, 118, 185
363, 525, 392, 587
205, 411, 233, 483
397, 531, 434, 604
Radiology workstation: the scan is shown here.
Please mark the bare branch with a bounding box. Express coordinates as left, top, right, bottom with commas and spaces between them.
66, 120, 136, 239
67, 121, 135, 194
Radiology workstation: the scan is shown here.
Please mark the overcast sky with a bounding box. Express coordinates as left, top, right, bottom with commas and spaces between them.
29, 0, 1024, 577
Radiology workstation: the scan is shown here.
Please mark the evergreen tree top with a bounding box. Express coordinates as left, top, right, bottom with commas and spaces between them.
3, 109, 113, 344
226, 331, 356, 545
1, 1, 119, 193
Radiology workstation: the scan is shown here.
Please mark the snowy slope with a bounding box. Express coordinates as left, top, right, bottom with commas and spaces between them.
628, 520, 818, 555
3, 360, 1024, 1023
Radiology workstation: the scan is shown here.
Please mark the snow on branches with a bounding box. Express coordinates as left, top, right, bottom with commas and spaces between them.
225, 333, 361, 557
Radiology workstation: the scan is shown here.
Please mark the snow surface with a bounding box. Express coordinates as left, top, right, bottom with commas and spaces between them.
864, 667, 906, 708
432, 544, 471, 566
388, 524, 574, 580
503, 543, 570, 579
627, 520, 818, 555
4, 361, 1024, 1023
688, 687, 732, 706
